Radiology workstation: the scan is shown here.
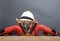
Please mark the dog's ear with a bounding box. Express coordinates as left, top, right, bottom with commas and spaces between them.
16, 18, 20, 23
16, 18, 19, 22
33, 19, 38, 24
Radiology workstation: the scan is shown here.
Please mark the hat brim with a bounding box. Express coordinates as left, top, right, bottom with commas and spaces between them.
19, 19, 32, 21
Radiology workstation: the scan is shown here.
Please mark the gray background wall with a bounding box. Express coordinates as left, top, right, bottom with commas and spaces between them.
0, 0, 60, 35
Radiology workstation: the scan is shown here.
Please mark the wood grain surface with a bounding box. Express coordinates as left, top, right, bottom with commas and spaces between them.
0, 36, 60, 41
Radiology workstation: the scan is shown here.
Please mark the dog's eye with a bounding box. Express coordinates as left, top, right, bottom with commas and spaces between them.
22, 22, 24, 25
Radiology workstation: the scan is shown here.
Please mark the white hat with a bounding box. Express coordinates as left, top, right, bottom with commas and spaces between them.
20, 11, 35, 21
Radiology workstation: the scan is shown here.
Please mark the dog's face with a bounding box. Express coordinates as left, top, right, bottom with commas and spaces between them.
16, 18, 37, 35
20, 20, 35, 30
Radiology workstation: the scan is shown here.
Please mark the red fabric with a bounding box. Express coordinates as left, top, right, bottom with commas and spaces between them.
5, 25, 23, 35
2, 24, 57, 36
34, 24, 57, 36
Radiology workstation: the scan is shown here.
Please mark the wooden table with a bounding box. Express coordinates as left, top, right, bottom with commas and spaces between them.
0, 36, 60, 41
